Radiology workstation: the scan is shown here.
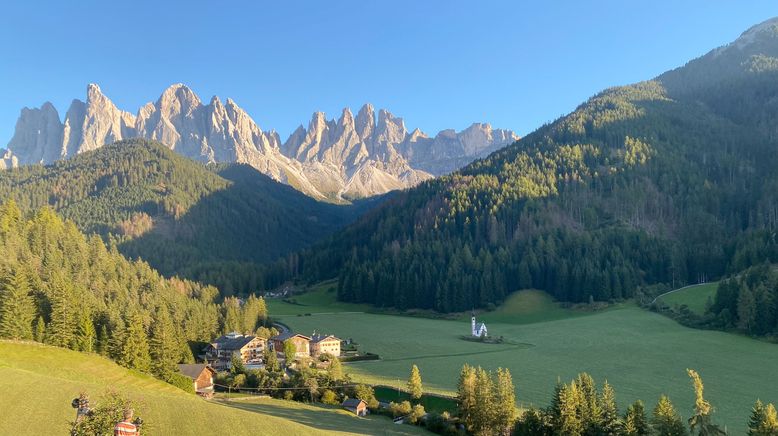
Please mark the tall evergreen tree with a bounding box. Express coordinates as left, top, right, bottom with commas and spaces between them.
46, 274, 77, 348
96, 324, 109, 356
558, 383, 583, 436
149, 307, 179, 380
600, 380, 622, 435
457, 364, 478, 431
472, 366, 496, 436
33, 315, 46, 342
118, 313, 151, 372
748, 400, 778, 436
0, 269, 35, 340
651, 395, 687, 436
407, 364, 423, 401
624, 400, 649, 436
494, 367, 517, 436
74, 311, 96, 352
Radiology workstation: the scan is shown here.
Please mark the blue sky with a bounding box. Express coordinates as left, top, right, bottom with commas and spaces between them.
1, 1, 776, 144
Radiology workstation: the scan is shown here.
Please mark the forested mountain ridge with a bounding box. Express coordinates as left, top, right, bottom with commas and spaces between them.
0, 139, 379, 293
293, 17, 778, 312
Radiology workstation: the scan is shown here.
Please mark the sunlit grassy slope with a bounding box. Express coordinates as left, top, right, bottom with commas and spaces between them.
658, 282, 719, 315
0, 341, 422, 435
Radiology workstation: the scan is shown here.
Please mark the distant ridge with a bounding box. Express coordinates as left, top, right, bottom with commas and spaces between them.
2, 84, 517, 201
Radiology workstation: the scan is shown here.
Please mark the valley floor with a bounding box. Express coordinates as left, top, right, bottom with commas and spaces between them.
276, 290, 778, 434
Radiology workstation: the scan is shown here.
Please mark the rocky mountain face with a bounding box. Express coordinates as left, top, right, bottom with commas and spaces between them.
3, 84, 517, 200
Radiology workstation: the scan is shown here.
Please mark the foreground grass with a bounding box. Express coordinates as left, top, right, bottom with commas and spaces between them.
220, 396, 428, 435
0, 341, 416, 435
658, 282, 719, 315
282, 302, 778, 433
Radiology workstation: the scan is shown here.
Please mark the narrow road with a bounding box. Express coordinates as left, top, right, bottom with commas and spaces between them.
650, 283, 706, 305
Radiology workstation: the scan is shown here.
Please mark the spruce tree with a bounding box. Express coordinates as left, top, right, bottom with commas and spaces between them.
33, 316, 46, 342
558, 383, 583, 436
748, 400, 778, 436
118, 313, 151, 372
0, 269, 35, 340
96, 324, 109, 356
457, 364, 477, 431
472, 366, 496, 436
600, 380, 622, 435
149, 308, 179, 380
651, 395, 687, 436
494, 367, 517, 436
74, 311, 96, 352
624, 400, 649, 436
407, 364, 423, 401
46, 274, 77, 348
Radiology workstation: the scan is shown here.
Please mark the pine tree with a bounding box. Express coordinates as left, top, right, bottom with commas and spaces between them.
600, 380, 622, 435
748, 400, 778, 436
651, 395, 687, 436
74, 311, 96, 352
494, 367, 517, 436
686, 369, 726, 436
576, 372, 603, 433
737, 285, 757, 333
221, 297, 242, 333
118, 313, 151, 372
0, 269, 35, 340
33, 316, 46, 342
457, 364, 477, 431
96, 324, 109, 356
624, 400, 649, 436
407, 364, 423, 401
472, 366, 496, 436
149, 308, 179, 380
46, 274, 77, 348
558, 382, 583, 436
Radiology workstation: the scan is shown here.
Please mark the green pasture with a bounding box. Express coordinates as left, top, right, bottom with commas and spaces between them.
658, 282, 719, 315
281, 297, 778, 433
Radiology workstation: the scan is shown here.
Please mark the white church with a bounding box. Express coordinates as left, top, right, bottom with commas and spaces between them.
471, 311, 488, 337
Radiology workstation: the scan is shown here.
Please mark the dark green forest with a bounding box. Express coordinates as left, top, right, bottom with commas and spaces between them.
0, 140, 379, 294
0, 200, 272, 384
289, 27, 778, 313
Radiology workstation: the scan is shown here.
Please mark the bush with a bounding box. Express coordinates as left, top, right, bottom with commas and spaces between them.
167, 372, 195, 394
283, 391, 294, 401
408, 404, 426, 424
70, 391, 145, 436
389, 400, 413, 418
321, 389, 339, 405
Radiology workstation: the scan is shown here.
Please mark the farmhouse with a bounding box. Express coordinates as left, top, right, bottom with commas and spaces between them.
177, 364, 216, 398
270, 332, 311, 359
342, 398, 368, 416
203, 332, 266, 370
309, 333, 341, 357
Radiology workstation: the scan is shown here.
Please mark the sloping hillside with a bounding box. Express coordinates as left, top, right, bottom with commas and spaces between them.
294, 18, 778, 312
0, 341, 421, 435
0, 139, 381, 293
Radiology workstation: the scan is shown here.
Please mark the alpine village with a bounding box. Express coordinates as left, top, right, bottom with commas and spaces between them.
2, 3, 778, 436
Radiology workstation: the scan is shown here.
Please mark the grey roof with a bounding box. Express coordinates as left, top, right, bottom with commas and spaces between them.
310, 334, 340, 344
342, 398, 366, 408
211, 333, 259, 351
177, 364, 214, 380
271, 332, 311, 342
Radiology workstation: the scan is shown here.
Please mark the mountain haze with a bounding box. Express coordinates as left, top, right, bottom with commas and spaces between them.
3, 84, 517, 201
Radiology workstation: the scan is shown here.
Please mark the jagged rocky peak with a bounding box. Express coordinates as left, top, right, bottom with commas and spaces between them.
5, 84, 517, 200
0, 148, 17, 169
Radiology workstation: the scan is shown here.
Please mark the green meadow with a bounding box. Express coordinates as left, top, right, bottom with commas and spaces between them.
280, 289, 778, 434
0, 341, 419, 435
658, 282, 719, 315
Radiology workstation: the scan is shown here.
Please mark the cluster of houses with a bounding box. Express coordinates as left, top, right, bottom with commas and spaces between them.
201, 330, 343, 370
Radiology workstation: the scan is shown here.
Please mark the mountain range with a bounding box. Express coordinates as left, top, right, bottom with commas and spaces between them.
2, 84, 517, 200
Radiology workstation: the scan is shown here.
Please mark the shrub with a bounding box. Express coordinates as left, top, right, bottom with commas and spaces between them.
167, 372, 195, 394
390, 400, 413, 418
321, 389, 339, 405
70, 391, 145, 436
283, 391, 294, 401
408, 404, 426, 424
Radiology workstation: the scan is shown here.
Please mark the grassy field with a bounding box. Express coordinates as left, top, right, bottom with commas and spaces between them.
658, 282, 719, 315
267, 279, 373, 316
0, 341, 424, 435
279, 291, 778, 433
372, 386, 457, 414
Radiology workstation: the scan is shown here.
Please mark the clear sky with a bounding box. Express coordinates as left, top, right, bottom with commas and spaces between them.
1, 1, 776, 145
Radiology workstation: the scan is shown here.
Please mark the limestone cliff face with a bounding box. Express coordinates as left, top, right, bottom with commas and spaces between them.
5, 83, 518, 200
